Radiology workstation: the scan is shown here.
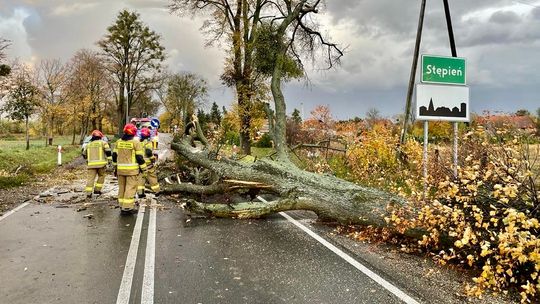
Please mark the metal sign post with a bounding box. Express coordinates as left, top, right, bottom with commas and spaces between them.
453, 122, 458, 178
423, 121, 429, 200
443, 0, 460, 180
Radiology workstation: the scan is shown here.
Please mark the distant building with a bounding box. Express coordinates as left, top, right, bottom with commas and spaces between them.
475, 114, 537, 133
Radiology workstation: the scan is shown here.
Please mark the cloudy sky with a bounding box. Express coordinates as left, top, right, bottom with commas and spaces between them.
1, 0, 539, 120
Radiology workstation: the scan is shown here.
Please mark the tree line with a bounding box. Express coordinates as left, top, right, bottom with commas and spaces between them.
0, 10, 211, 149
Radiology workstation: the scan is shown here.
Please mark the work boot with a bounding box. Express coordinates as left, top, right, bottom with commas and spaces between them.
93, 190, 102, 195
86, 192, 92, 198
120, 208, 134, 215
138, 192, 146, 199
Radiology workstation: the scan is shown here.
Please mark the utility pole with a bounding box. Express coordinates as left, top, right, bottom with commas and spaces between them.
443, 0, 460, 178
400, 0, 427, 145
443, 0, 457, 57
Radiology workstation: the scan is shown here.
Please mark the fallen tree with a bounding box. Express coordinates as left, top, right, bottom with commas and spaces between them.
163, 0, 408, 227
164, 133, 405, 226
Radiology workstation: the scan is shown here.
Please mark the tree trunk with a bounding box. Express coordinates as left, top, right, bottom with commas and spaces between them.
237, 83, 252, 156
117, 77, 126, 137
166, 138, 404, 227
49, 116, 54, 145
116, 98, 126, 137
71, 122, 76, 145
270, 52, 288, 162
25, 116, 30, 150
91, 100, 98, 131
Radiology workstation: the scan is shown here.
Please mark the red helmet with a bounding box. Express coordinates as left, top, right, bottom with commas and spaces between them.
140, 127, 151, 138
91, 130, 104, 138
123, 123, 137, 136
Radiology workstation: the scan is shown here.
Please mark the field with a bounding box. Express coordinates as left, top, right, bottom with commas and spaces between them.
0, 136, 81, 189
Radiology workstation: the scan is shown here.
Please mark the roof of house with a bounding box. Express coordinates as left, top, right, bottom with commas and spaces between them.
476, 115, 536, 129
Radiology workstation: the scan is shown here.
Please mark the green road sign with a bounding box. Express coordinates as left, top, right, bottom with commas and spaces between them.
421, 55, 466, 85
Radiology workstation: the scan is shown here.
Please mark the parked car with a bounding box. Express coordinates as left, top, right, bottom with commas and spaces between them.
81, 135, 92, 153
130, 117, 152, 129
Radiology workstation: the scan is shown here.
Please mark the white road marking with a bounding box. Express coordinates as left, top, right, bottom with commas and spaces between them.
141, 206, 157, 304
116, 206, 146, 304
0, 202, 30, 222
255, 196, 420, 304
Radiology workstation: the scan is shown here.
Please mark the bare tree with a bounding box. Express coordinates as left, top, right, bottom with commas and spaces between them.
170, 0, 268, 155
1, 64, 39, 150
37, 59, 69, 145
0, 38, 11, 77
365, 107, 381, 129
163, 72, 208, 128
66, 50, 112, 144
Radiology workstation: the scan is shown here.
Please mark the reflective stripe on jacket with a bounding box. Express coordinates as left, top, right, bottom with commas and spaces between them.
113, 139, 146, 176
151, 136, 158, 150
142, 139, 156, 168
86, 140, 111, 169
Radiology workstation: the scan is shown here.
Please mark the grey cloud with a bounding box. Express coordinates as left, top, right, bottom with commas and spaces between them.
531, 7, 540, 20
1, 0, 540, 118
489, 10, 521, 24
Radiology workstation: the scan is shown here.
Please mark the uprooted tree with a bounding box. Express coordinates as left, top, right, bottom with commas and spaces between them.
164, 0, 407, 227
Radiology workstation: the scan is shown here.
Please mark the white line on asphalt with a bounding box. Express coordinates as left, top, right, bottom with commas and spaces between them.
141, 206, 157, 304
255, 196, 420, 304
0, 202, 30, 222
116, 206, 146, 304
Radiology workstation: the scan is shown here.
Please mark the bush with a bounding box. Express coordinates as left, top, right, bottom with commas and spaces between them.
386, 127, 540, 302
346, 124, 423, 192
254, 133, 273, 148
224, 131, 240, 146
305, 123, 540, 302
0, 174, 29, 189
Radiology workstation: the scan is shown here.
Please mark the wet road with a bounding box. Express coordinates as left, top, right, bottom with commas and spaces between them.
0, 203, 133, 303
0, 201, 421, 304
0, 133, 423, 304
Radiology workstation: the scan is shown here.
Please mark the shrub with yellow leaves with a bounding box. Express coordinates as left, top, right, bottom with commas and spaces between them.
332, 124, 540, 302
392, 127, 539, 302
346, 124, 424, 192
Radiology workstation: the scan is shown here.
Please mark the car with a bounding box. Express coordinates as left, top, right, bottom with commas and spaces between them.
81, 135, 92, 153
130, 117, 152, 129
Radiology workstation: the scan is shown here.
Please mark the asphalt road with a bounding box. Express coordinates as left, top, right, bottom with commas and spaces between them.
0, 201, 417, 304
0, 133, 514, 304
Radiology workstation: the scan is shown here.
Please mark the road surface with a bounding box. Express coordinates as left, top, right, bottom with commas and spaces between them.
0, 134, 514, 304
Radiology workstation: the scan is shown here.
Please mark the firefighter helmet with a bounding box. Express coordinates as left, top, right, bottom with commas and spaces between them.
123, 123, 138, 136
140, 127, 151, 139
91, 130, 104, 138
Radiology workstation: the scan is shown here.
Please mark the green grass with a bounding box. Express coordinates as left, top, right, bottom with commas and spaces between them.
0, 136, 81, 189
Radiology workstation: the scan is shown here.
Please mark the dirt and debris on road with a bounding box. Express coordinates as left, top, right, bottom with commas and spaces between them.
0, 156, 98, 216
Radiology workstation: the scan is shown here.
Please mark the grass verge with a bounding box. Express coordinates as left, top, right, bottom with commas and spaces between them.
0, 136, 81, 189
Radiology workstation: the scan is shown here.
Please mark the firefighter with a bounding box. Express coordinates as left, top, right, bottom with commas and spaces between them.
150, 118, 160, 150
137, 127, 160, 197
82, 130, 111, 198
112, 124, 147, 213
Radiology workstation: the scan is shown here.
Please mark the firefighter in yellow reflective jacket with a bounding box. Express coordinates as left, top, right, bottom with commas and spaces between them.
112, 124, 147, 213
137, 127, 160, 197
150, 118, 160, 150
82, 130, 112, 198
